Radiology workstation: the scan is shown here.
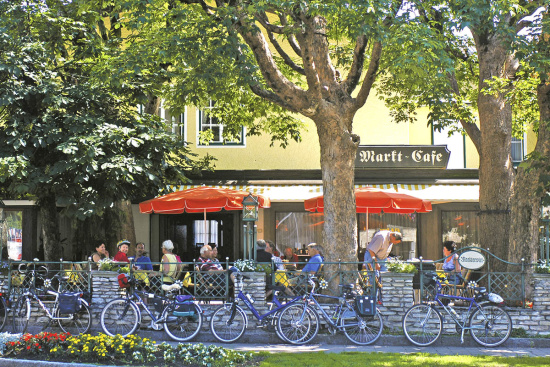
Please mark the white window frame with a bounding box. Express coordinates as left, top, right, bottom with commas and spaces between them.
196, 100, 245, 147
511, 136, 525, 164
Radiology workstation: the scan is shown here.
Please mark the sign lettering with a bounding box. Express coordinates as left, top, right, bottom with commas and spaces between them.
458, 250, 486, 270
356, 145, 450, 169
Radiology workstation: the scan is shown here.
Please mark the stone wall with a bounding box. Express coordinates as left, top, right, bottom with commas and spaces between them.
377, 272, 414, 331
3, 271, 550, 336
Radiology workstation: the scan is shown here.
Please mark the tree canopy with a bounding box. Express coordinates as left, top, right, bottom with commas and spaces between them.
0, 1, 212, 259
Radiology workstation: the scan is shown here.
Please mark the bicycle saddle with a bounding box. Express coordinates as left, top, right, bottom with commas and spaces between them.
162, 283, 182, 292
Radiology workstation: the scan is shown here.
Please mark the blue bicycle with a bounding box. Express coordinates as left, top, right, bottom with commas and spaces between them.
402, 273, 512, 347
209, 273, 319, 344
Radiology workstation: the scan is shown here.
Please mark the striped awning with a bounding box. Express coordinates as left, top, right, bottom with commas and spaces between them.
167, 183, 479, 203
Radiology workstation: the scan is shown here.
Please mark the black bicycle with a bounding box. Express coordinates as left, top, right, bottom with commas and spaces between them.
11, 262, 91, 334
100, 271, 203, 342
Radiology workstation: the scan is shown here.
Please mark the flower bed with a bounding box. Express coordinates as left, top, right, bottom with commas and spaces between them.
2, 332, 259, 366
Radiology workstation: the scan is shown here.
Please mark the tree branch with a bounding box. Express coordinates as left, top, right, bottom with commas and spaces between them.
249, 84, 298, 112
447, 72, 482, 151
278, 13, 302, 56
265, 29, 305, 75
237, 22, 310, 111
257, 12, 285, 34
353, 41, 382, 112
342, 35, 369, 95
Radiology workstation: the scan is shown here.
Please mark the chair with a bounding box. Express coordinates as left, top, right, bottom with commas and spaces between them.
441, 269, 473, 299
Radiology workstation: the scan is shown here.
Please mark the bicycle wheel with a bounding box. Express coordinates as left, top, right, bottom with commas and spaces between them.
12, 296, 29, 334
402, 303, 442, 346
210, 303, 247, 343
0, 297, 7, 332
57, 302, 92, 335
469, 304, 512, 347
100, 298, 140, 337
276, 303, 319, 345
340, 307, 383, 345
162, 303, 202, 342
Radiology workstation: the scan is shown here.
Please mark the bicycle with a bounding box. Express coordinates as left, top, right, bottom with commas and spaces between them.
100, 271, 203, 342
276, 277, 383, 345
11, 262, 92, 335
209, 273, 319, 344
402, 273, 512, 347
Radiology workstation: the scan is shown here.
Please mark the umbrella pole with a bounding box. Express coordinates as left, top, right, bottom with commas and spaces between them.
366, 208, 369, 243
204, 209, 207, 243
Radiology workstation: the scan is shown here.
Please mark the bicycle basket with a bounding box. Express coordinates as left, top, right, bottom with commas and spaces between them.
173, 295, 195, 317
354, 295, 376, 316
58, 292, 81, 314
117, 273, 131, 289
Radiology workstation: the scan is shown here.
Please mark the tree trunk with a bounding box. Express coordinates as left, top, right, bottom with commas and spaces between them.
105, 200, 136, 257
474, 35, 515, 269
315, 112, 359, 264
507, 75, 550, 299
38, 193, 62, 261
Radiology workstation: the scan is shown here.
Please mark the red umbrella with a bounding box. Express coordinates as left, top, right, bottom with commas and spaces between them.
139, 186, 271, 214
304, 187, 431, 240
304, 187, 432, 214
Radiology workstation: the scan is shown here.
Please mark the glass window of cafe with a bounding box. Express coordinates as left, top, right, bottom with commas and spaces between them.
2, 210, 23, 261
441, 210, 480, 248
275, 211, 418, 260
358, 212, 418, 260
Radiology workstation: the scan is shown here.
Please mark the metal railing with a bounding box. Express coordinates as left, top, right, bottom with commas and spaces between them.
415, 247, 529, 307
2, 251, 534, 307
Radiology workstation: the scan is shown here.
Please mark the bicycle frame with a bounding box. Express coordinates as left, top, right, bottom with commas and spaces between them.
234, 288, 303, 322
305, 291, 358, 331
21, 275, 89, 322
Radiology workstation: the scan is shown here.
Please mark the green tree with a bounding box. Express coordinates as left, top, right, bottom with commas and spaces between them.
377, 1, 546, 266
92, 0, 418, 266
0, 1, 210, 260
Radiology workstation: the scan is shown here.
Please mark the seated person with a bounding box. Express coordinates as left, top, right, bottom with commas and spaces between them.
134, 242, 153, 271
161, 240, 182, 283
266, 241, 284, 270
287, 243, 324, 286
91, 241, 109, 270
210, 245, 224, 271
113, 240, 130, 263
281, 247, 299, 270
256, 239, 272, 263
198, 245, 217, 271
442, 241, 462, 285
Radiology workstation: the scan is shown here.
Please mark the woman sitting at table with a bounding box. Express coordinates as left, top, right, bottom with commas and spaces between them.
91, 241, 109, 269
161, 240, 182, 284
442, 241, 462, 285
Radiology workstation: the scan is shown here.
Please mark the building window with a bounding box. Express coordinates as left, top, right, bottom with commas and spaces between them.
441, 211, 480, 248
194, 220, 219, 247
138, 104, 187, 140
358, 213, 418, 260
511, 137, 524, 164
197, 100, 244, 146
275, 212, 323, 254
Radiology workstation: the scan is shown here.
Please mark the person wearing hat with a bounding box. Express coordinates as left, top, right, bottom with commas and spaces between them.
113, 239, 131, 263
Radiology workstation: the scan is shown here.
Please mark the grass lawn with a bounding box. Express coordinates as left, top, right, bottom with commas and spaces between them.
258, 352, 550, 366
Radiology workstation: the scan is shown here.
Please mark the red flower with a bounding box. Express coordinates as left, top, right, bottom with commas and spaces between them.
27, 346, 31, 350
35, 343, 39, 347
